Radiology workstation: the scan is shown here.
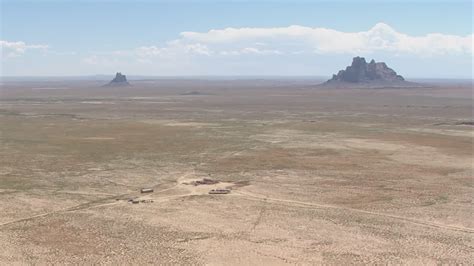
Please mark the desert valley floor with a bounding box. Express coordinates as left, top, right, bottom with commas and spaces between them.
0, 79, 472, 264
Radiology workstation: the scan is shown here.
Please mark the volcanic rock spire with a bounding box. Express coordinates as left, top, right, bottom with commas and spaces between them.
105, 72, 130, 87
321, 57, 419, 88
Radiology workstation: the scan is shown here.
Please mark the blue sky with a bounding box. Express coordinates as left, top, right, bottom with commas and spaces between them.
1, 0, 472, 78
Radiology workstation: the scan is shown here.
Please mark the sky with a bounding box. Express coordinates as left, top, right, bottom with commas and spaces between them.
0, 0, 472, 78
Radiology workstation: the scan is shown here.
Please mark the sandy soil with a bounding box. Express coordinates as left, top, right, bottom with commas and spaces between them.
0, 79, 472, 264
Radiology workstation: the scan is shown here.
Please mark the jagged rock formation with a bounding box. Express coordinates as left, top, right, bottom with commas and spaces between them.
321, 57, 420, 88
105, 72, 130, 87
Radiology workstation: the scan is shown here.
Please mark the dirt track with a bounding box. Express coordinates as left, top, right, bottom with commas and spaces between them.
233, 190, 474, 233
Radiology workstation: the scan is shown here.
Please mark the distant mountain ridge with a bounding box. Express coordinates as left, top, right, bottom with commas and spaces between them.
320, 57, 421, 88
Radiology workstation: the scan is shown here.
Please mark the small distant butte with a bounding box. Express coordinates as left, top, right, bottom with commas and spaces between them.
105, 72, 130, 87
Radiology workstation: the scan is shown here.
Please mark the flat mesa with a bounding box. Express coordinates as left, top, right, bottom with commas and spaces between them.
319, 56, 422, 88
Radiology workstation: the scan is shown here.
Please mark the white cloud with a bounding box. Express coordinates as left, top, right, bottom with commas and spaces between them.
81, 55, 101, 65
1, 24, 471, 77
0, 40, 48, 57
134, 41, 211, 58
78, 22, 472, 78
185, 43, 212, 55
81, 54, 124, 66
117, 23, 470, 63
84, 23, 469, 65
219, 47, 282, 56
180, 23, 473, 56
136, 46, 167, 57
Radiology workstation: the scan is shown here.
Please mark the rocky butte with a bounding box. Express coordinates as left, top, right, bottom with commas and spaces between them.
104, 72, 130, 87
320, 57, 420, 88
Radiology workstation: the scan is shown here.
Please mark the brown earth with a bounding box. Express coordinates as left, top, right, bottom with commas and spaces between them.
0, 79, 472, 264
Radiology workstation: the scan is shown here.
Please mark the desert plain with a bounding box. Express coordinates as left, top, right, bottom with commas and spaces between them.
0, 79, 472, 264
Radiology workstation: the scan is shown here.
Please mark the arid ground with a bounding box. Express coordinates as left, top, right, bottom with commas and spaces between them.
0, 79, 472, 264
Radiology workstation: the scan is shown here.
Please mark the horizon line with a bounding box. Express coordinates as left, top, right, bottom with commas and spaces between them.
0, 75, 472, 80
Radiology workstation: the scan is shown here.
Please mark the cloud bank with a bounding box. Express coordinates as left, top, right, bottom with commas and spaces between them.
0, 40, 48, 57
136, 22, 472, 58
2, 23, 472, 77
